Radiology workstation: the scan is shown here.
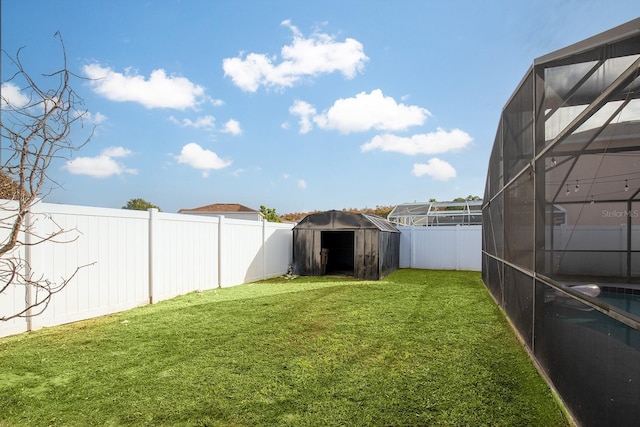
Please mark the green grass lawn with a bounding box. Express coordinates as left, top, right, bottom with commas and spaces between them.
0, 269, 570, 426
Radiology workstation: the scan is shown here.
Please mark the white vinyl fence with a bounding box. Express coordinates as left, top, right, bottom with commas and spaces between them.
1, 201, 293, 338
548, 225, 640, 276
398, 225, 482, 271
1, 201, 482, 338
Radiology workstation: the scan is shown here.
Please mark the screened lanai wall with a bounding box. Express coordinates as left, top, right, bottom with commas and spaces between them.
482, 18, 640, 427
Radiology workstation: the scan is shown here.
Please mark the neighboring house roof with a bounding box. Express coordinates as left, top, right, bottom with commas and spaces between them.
178, 203, 261, 215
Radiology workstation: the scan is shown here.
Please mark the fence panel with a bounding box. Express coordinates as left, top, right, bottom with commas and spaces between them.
457, 226, 483, 270
2, 201, 484, 338
152, 212, 220, 302
1, 202, 296, 338
398, 225, 482, 271
28, 203, 150, 330
264, 223, 294, 277
0, 200, 28, 335
219, 218, 265, 287
399, 226, 412, 268
550, 225, 629, 276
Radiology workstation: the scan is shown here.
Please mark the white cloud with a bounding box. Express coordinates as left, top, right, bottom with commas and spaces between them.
0, 84, 68, 115
281, 173, 305, 189
289, 100, 317, 134
222, 20, 368, 92
290, 90, 430, 134
102, 146, 132, 157
167, 116, 240, 134
360, 128, 472, 155
176, 142, 232, 177
412, 158, 457, 181
73, 109, 106, 124
169, 115, 216, 129
316, 90, 430, 134
64, 146, 137, 178
1, 82, 30, 109
221, 119, 242, 135
222, 53, 274, 93
83, 64, 205, 109
83, 111, 107, 125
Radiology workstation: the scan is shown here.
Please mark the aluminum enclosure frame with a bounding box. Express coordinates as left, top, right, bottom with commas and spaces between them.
482, 18, 640, 427
388, 200, 483, 227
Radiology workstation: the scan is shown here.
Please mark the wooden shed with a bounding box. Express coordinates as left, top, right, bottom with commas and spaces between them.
292, 210, 400, 280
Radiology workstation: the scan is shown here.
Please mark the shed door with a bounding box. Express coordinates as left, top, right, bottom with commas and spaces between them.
321, 231, 354, 276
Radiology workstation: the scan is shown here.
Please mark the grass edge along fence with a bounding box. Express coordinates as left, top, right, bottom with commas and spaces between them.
0, 269, 571, 427
1, 199, 482, 339
0, 200, 293, 337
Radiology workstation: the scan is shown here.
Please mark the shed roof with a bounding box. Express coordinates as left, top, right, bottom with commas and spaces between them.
294, 210, 399, 232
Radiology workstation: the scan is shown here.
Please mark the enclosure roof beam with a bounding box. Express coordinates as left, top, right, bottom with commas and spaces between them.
537, 56, 640, 163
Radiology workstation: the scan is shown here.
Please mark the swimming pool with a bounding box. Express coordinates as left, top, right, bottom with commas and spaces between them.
597, 287, 640, 317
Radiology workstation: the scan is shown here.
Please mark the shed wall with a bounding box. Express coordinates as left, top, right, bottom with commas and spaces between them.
292, 210, 400, 280
379, 231, 401, 278
354, 229, 376, 280
292, 229, 319, 276
293, 227, 400, 280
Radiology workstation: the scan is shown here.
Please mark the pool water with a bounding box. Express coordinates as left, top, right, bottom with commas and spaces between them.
597, 290, 640, 317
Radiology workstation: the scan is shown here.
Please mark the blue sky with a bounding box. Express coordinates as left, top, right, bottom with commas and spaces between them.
2, 1, 639, 214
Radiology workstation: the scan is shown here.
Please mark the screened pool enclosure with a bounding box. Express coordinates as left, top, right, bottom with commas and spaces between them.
482, 18, 640, 427
387, 200, 482, 226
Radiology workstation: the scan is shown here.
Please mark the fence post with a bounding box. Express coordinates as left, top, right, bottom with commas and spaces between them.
218, 215, 224, 288
410, 226, 416, 268
456, 225, 461, 270
24, 208, 34, 331
25, 200, 43, 331
262, 220, 267, 279
148, 208, 158, 304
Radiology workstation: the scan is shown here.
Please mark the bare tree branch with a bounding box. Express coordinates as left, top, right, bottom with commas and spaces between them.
1, 33, 94, 321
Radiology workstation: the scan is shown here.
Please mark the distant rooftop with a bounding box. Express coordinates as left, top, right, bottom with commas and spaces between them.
178, 203, 259, 214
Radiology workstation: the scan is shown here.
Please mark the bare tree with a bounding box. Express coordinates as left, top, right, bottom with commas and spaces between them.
1, 32, 93, 321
